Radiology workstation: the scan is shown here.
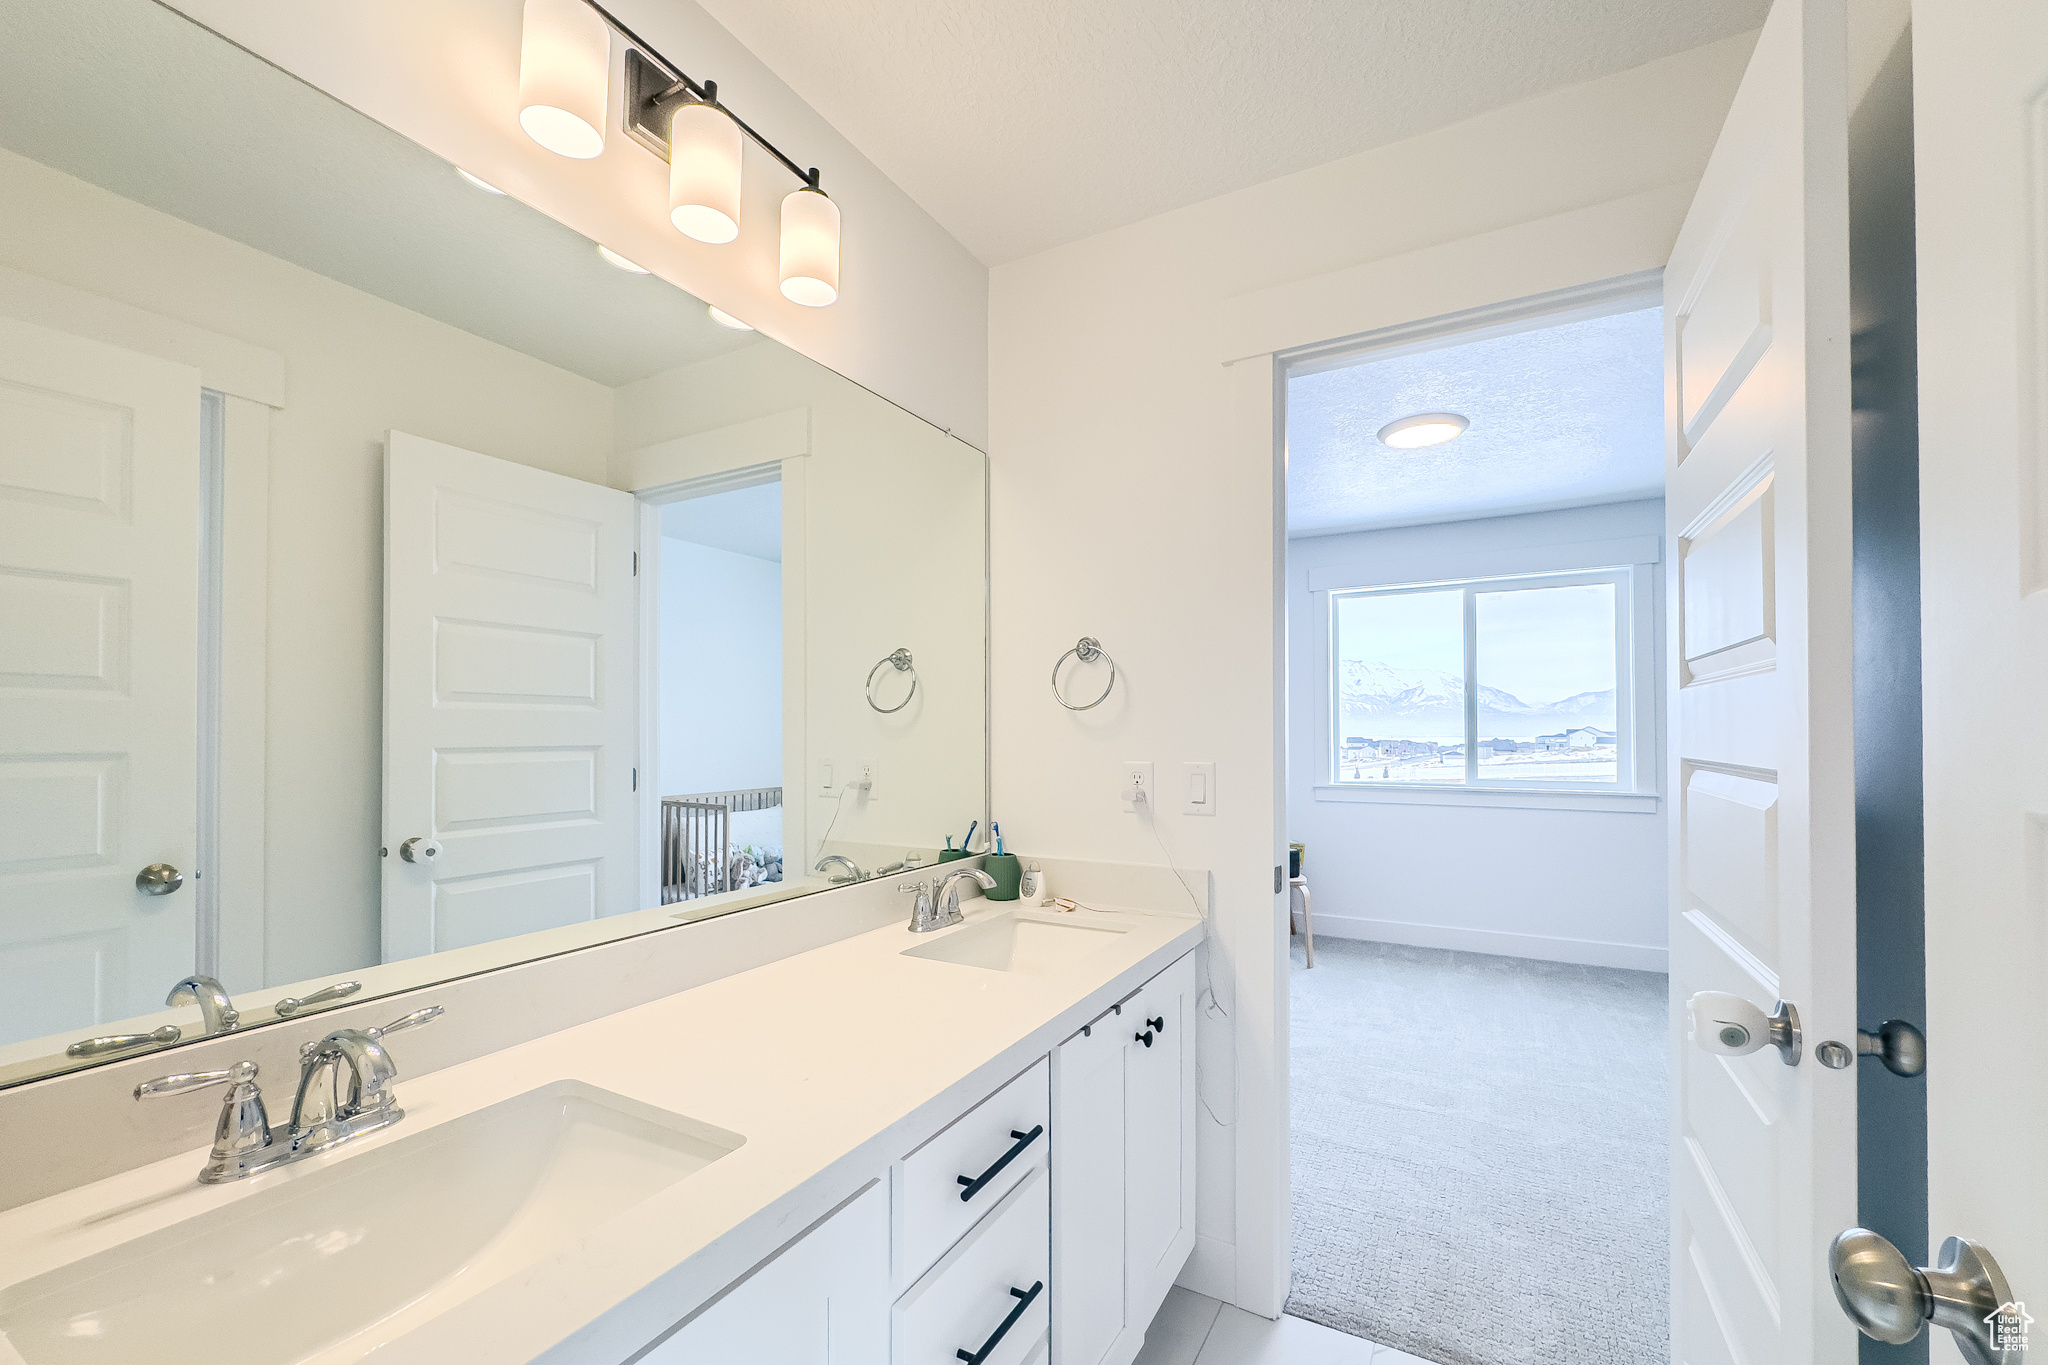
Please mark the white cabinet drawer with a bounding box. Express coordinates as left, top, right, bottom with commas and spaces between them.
894, 1164, 1050, 1365
894, 1056, 1049, 1285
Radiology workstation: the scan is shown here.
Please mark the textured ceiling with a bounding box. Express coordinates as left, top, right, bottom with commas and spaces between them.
0, 1, 758, 387
1287, 306, 1664, 536
689, 0, 1768, 264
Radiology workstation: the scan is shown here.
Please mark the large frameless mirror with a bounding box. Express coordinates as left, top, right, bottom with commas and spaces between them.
0, 0, 988, 1088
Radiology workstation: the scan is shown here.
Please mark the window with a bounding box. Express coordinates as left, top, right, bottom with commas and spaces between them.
1331, 569, 1633, 791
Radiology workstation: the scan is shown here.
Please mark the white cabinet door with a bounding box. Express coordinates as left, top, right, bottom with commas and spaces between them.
381, 431, 639, 962
1663, 1, 1858, 1361
1121, 953, 1196, 1325
640, 1182, 888, 1365
0, 314, 200, 1042
1913, 0, 2048, 1342
1052, 1014, 1126, 1365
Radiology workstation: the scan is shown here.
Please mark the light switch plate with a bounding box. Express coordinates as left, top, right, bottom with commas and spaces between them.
1121, 761, 1154, 812
818, 759, 836, 796
1182, 761, 1216, 815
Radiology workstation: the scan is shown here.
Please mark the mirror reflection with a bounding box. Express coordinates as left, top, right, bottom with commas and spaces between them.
0, 0, 987, 1087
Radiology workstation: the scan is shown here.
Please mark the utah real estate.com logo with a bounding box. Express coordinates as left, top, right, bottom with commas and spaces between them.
1985, 1300, 2031, 1355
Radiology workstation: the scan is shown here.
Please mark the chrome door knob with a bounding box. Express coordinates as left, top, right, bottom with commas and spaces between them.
398, 837, 441, 864
1831, 1228, 2025, 1363
136, 863, 184, 895
1686, 990, 1802, 1065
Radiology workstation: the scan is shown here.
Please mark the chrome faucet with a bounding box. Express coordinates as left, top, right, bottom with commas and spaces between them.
167, 975, 240, 1034
135, 1005, 442, 1183
902, 867, 996, 933
814, 853, 866, 884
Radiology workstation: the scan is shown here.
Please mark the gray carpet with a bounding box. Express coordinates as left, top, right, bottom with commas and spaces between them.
1286, 937, 1668, 1365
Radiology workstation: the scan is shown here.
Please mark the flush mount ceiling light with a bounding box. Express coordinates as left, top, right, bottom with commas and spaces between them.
707, 305, 754, 331
597, 245, 649, 273
504, 6, 844, 306
517, 0, 610, 159
1377, 413, 1470, 449
456, 168, 507, 195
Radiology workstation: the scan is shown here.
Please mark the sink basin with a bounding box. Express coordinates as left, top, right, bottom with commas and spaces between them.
0, 1081, 743, 1365
902, 911, 1128, 975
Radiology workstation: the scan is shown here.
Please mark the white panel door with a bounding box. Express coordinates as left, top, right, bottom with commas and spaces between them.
382, 431, 638, 960
1122, 953, 1196, 1327
1913, 0, 2047, 1350
1664, 1, 1858, 1362
0, 314, 198, 1045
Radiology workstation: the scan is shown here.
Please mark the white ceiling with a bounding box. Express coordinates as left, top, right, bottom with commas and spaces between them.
1287, 306, 1664, 537
662, 482, 784, 562
0, 2, 760, 387
691, 0, 1767, 264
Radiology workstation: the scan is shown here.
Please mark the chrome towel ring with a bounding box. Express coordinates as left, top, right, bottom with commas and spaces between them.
1052, 637, 1117, 711
867, 648, 917, 713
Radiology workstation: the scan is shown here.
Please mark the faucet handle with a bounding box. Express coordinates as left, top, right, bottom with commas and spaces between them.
135, 1061, 252, 1100
367, 1005, 443, 1041
274, 980, 362, 1016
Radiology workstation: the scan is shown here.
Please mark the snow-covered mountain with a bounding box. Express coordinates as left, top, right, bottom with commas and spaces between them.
1338, 661, 1614, 739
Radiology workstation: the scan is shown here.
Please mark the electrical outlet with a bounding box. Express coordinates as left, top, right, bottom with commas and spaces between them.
1121, 761, 1154, 812
852, 758, 876, 797
1182, 761, 1216, 816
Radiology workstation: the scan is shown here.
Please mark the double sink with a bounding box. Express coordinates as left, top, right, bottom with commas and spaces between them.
0, 910, 1129, 1363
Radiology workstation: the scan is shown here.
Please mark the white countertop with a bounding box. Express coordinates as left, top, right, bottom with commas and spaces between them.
0, 899, 1203, 1365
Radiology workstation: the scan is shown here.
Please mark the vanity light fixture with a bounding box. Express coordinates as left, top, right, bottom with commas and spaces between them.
598, 245, 650, 273
707, 305, 754, 331
780, 178, 841, 307
668, 91, 744, 243
1377, 413, 1470, 449
534, 5, 843, 306
456, 168, 508, 195
517, 0, 610, 160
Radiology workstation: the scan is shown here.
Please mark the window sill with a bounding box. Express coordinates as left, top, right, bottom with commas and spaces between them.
1311, 784, 1660, 814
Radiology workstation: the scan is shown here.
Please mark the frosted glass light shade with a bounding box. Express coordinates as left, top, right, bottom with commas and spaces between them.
669, 103, 743, 244
517, 0, 608, 159
779, 187, 840, 307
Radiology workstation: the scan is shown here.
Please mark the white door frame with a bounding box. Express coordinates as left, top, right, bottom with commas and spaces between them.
633, 460, 808, 910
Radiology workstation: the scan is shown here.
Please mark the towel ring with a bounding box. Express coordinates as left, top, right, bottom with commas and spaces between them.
1052, 637, 1117, 711
867, 648, 917, 714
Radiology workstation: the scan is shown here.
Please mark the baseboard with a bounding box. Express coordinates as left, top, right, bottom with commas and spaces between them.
1311, 913, 1668, 973
1174, 1233, 1237, 1302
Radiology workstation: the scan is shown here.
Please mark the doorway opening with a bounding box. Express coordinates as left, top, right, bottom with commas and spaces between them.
648, 475, 786, 904
1280, 281, 1671, 1365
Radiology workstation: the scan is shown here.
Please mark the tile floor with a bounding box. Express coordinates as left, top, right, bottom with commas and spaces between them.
1131, 1288, 1433, 1365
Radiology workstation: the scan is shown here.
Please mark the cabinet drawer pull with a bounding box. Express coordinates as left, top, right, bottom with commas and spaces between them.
1135, 1029, 1153, 1047
1147, 1016, 1164, 1033
956, 1281, 1044, 1365
957, 1125, 1044, 1202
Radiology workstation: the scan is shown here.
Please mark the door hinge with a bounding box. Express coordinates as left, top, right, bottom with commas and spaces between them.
632, 551, 638, 576
1274, 865, 1283, 894
632, 767, 638, 792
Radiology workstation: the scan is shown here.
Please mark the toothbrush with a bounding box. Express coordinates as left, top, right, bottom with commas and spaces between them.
963, 820, 978, 854
944, 835, 955, 853
993, 823, 1004, 856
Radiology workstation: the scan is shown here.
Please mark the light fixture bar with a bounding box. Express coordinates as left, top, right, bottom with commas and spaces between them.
587, 5, 823, 193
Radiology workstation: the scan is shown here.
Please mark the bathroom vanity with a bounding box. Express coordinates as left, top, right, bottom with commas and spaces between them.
0, 898, 1202, 1365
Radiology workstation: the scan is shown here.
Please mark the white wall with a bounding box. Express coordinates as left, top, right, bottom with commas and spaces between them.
658, 536, 783, 796
1286, 500, 1669, 972
988, 35, 1751, 1311
0, 148, 616, 991
166, 0, 990, 449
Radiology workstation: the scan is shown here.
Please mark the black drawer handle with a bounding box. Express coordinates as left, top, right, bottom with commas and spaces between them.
1135, 1029, 1153, 1047
956, 1125, 1043, 1202
1147, 1016, 1164, 1033
956, 1281, 1044, 1365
